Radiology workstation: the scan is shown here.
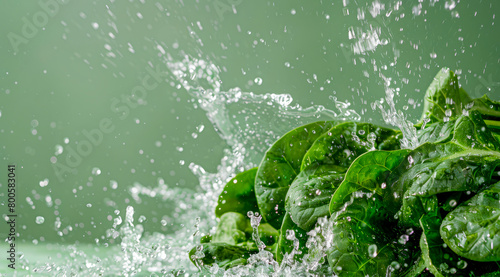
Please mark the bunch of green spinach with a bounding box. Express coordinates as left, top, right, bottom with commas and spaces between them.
189, 68, 500, 276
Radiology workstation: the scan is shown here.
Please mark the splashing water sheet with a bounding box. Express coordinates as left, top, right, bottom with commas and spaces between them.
1, 0, 500, 276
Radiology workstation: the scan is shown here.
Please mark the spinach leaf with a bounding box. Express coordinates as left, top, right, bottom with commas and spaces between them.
255, 121, 337, 229
212, 212, 250, 246
441, 181, 500, 262
276, 212, 309, 264
301, 122, 401, 171
419, 213, 500, 277
419, 68, 471, 124
451, 110, 500, 151
327, 192, 400, 276
285, 164, 344, 230
418, 67, 500, 132
215, 168, 259, 218
329, 149, 411, 215
188, 242, 255, 269
470, 94, 500, 121
190, 212, 279, 269
419, 213, 465, 277
417, 120, 454, 145
392, 142, 500, 228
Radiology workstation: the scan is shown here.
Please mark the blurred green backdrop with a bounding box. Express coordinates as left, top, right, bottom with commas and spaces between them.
0, 0, 499, 245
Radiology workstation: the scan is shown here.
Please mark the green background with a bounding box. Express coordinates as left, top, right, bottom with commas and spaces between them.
0, 0, 499, 247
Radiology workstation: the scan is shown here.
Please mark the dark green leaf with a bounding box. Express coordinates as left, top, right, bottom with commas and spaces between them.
216, 168, 259, 218
276, 212, 309, 264
301, 122, 401, 171
441, 182, 500, 262
470, 94, 500, 121
390, 142, 500, 228
255, 121, 337, 229
419, 213, 499, 276
417, 121, 454, 145
420, 213, 464, 277
329, 149, 411, 214
327, 193, 399, 276
285, 164, 344, 230
451, 110, 500, 151
419, 68, 471, 124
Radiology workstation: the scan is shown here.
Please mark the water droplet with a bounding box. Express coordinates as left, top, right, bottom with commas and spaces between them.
176, 146, 184, 152
86, 203, 92, 208
291, 9, 296, 15
407, 156, 414, 165
55, 145, 63, 155
368, 244, 378, 257
138, 215, 146, 223
398, 234, 410, 244
91, 22, 99, 29
109, 180, 118, 189
36, 216, 45, 224
91, 167, 101, 176
155, 141, 162, 147
254, 77, 263, 85
430, 52, 437, 59
457, 260, 467, 269
39, 179, 49, 187
390, 261, 401, 270
445, 0, 456, 10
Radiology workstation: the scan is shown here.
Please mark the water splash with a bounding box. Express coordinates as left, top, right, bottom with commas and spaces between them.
373, 73, 419, 149
23, 14, 419, 276
164, 52, 361, 163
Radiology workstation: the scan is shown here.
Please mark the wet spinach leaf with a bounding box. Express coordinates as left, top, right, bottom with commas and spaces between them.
188, 242, 255, 269
329, 149, 411, 214
285, 164, 344, 230
215, 168, 259, 218
441, 182, 500, 262
255, 121, 337, 229
276, 212, 309, 264
419, 213, 500, 277
190, 212, 279, 269
301, 122, 401, 171
420, 213, 465, 277
419, 68, 471, 124
327, 193, 400, 276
